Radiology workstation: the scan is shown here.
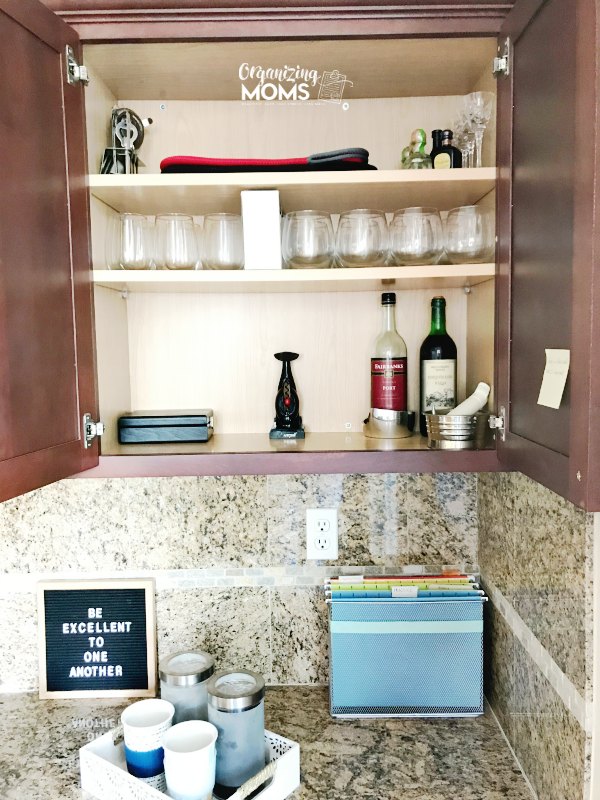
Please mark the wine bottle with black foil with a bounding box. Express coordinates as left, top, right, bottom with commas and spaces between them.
419, 296, 457, 436
371, 292, 408, 414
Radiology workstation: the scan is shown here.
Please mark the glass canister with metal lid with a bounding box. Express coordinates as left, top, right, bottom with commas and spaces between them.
159, 650, 215, 724
207, 669, 266, 790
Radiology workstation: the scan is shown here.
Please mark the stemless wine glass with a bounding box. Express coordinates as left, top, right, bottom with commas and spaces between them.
282, 210, 334, 269
389, 207, 443, 266
202, 213, 244, 270
335, 209, 388, 268
463, 91, 494, 168
444, 205, 495, 264
106, 212, 153, 270
155, 213, 201, 270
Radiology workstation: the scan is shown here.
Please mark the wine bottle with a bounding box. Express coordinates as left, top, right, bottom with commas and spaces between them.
371, 292, 408, 414
419, 296, 457, 436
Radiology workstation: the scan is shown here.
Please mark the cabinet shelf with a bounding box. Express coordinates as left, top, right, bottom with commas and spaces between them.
89, 168, 496, 216
93, 264, 495, 294
81, 433, 499, 478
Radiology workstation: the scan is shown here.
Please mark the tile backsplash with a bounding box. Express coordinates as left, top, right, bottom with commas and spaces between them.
0, 472, 477, 691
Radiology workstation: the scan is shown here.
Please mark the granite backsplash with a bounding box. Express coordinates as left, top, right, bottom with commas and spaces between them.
0, 472, 477, 692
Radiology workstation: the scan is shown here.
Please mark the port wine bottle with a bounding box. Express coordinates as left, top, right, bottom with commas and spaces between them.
419, 296, 457, 436
371, 292, 408, 413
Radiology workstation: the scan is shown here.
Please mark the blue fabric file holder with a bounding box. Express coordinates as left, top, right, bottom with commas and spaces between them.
328, 597, 484, 717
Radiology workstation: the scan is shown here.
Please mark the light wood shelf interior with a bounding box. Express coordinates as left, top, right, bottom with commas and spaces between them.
93, 265, 495, 294
89, 169, 496, 216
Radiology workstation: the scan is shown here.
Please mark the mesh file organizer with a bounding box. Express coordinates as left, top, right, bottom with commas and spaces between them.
328, 598, 484, 717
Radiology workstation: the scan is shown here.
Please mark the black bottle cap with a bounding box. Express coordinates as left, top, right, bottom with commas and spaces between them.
442, 129, 453, 139
381, 292, 396, 305
431, 296, 446, 305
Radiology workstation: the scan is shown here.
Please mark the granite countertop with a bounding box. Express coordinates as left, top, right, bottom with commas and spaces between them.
0, 687, 532, 800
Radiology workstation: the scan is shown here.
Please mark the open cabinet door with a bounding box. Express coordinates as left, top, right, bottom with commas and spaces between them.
0, 0, 98, 502
495, 0, 600, 508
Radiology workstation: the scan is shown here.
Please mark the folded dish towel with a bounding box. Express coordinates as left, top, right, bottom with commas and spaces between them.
160, 148, 377, 173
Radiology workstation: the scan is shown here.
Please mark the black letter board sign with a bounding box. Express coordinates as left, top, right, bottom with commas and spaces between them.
37, 579, 156, 699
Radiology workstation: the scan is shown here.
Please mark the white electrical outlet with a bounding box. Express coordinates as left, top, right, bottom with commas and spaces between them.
306, 508, 338, 560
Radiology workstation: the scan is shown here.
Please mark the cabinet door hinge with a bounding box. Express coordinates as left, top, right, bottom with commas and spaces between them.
83, 413, 104, 448
493, 37, 511, 78
65, 45, 89, 86
488, 407, 506, 442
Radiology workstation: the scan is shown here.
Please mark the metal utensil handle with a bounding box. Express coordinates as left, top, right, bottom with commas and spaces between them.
228, 759, 278, 800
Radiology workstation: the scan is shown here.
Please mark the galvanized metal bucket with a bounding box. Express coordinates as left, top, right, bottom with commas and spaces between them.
425, 412, 489, 450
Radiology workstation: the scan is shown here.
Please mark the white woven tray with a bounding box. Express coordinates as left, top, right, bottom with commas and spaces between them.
80, 726, 300, 800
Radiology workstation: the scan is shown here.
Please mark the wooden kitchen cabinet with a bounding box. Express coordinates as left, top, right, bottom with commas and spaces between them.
2, 0, 599, 509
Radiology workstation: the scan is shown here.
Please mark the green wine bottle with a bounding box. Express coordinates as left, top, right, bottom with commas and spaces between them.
419, 296, 457, 436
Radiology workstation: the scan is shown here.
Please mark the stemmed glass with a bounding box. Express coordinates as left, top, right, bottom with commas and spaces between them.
463, 92, 494, 168
452, 113, 474, 168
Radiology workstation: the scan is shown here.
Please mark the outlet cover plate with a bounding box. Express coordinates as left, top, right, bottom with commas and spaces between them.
306, 508, 338, 560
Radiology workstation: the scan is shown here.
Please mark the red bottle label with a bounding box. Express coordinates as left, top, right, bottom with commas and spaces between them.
371, 357, 407, 410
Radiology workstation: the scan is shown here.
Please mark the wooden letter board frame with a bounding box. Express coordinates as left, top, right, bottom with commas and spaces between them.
37, 578, 156, 699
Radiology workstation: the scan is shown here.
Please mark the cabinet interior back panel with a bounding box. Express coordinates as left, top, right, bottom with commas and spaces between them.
111, 96, 493, 174
83, 38, 496, 102
121, 289, 468, 434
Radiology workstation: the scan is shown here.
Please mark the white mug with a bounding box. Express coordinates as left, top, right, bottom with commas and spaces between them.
162, 720, 218, 800
121, 698, 175, 790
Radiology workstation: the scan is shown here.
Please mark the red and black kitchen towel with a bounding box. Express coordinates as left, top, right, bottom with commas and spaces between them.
160, 148, 376, 173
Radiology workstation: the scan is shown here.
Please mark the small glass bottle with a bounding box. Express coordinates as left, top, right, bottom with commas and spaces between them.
431, 129, 462, 169
207, 669, 266, 792
430, 129, 443, 164
159, 650, 215, 724
404, 128, 432, 169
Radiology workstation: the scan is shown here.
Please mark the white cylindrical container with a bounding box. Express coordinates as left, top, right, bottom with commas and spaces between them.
207, 669, 266, 791
159, 650, 215, 724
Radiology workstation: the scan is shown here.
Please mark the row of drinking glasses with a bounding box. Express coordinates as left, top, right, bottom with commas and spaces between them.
107, 206, 494, 271
107, 212, 244, 270
283, 206, 495, 268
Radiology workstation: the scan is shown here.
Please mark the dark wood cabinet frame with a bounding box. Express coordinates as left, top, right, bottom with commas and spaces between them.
43, 0, 514, 40
495, 0, 600, 510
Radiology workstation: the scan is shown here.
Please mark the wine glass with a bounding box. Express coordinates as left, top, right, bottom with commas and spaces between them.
335, 209, 388, 268
106, 213, 153, 270
155, 213, 201, 270
444, 205, 495, 264
202, 213, 244, 270
452, 113, 474, 168
282, 211, 334, 269
389, 207, 443, 265
463, 91, 494, 168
